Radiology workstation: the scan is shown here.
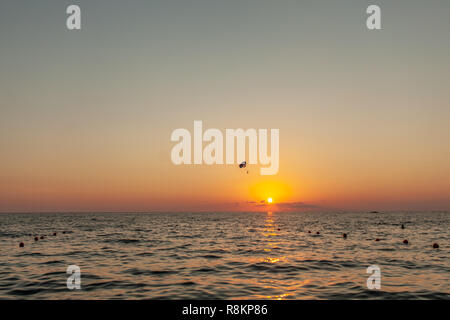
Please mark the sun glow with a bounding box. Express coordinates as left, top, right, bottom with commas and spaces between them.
249, 181, 292, 203
267, 197, 273, 203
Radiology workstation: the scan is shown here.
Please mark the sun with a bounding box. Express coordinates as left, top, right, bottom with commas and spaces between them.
267, 197, 273, 204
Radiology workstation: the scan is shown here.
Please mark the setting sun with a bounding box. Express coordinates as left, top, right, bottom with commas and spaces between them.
267, 197, 273, 203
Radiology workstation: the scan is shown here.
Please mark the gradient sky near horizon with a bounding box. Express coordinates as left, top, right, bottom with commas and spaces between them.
1, 0, 450, 212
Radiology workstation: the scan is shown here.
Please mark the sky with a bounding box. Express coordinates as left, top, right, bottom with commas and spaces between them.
1, 0, 450, 212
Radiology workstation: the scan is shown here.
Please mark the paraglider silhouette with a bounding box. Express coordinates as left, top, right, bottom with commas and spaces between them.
238, 161, 249, 174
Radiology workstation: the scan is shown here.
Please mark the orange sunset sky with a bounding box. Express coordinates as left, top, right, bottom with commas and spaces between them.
1, 1, 450, 212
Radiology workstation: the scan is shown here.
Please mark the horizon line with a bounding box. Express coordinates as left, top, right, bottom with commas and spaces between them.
1, 210, 449, 214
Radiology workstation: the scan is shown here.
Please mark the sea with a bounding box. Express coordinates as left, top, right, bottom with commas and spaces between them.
0, 211, 448, 299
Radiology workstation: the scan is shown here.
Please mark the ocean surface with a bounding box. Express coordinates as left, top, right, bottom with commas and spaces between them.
0, 212, 448, 299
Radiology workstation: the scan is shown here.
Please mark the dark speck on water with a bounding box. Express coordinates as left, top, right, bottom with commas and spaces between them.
0, 212, 448, 299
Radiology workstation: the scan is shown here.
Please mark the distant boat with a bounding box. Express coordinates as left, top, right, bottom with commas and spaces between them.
369, 211, 380, 213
